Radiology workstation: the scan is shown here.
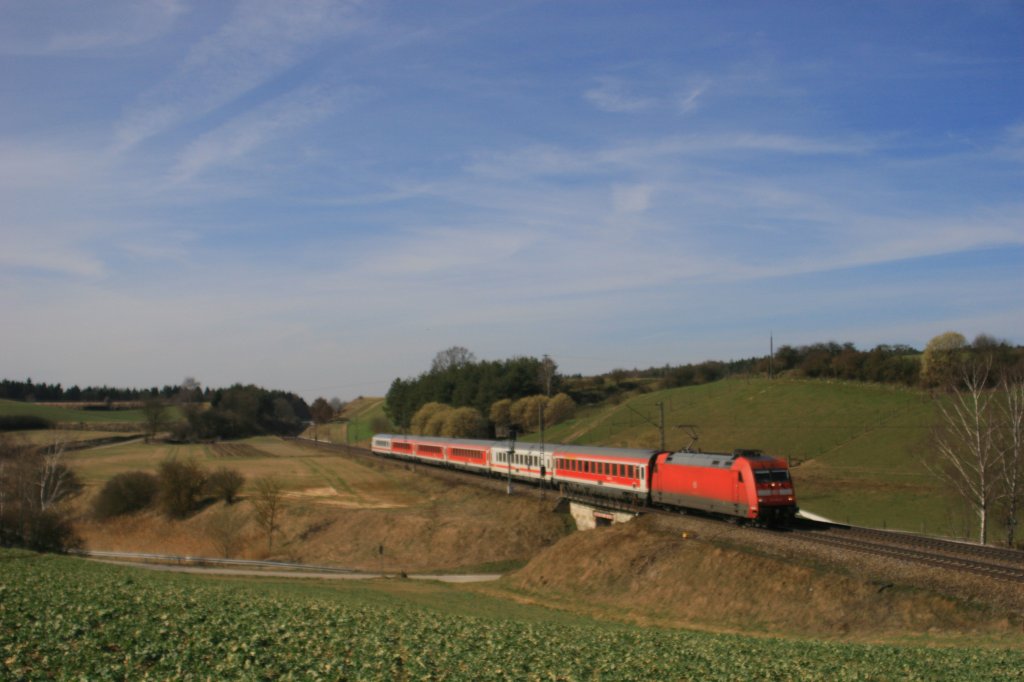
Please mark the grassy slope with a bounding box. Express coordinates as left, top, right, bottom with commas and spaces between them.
301, 397, 389, 444
532, 378, 971, 537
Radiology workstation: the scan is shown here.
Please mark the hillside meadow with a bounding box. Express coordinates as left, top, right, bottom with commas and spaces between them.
530, 378, 979, 538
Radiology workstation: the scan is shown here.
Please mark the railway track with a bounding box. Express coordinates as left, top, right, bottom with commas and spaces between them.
792, 523, 1024, 583
294, 438, 1024, 583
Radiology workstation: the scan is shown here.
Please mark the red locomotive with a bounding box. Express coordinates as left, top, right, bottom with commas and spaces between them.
371, 434, 797, 524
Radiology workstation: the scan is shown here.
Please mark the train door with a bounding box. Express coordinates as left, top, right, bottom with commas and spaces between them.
732, 467, 744, 516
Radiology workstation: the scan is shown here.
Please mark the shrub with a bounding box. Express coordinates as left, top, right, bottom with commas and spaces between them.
92, 471, 159, 520
443, 407, 487, 438
0, 415, 54, 431
544, 393, 576, 426
206, 467, 245, 504
157, 458, 207, 518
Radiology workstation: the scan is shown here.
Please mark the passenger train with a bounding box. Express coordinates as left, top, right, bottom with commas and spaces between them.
371, 433, 797, 524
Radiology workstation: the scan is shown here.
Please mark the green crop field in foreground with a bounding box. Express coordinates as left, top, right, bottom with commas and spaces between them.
2, 550, 1021, 681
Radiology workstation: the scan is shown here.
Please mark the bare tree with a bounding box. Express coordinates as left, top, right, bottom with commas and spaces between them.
0, 436, 81, 549
539, 354, 558, 397
36, 440, 80, 512
141, 396, 169, 443
430, 346, 476, 373
927, 360, 1000, 544
310, 397, 334, 442
206, 504, 249, 558
997, 375, 1024, 547
179, 376, 202, 404
251, 476, 284, 553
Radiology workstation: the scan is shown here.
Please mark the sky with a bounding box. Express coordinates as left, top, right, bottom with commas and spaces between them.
2, 1, 1023, 402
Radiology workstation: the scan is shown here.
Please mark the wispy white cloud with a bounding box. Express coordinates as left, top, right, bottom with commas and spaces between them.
677, 79, 710, 113
0, 0, 185, 55
611, 184, 654, 214
170, 85, 356, 182
584, 76, 656, 113
0, 232, 106, 277
467, 132, 874, 180
0, 139, 112, 191
114, 0, 367, 150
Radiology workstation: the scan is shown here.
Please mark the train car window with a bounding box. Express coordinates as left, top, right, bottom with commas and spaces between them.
754, 471, 771, 483
737, 471, 744, 483
771, 470, 790, 482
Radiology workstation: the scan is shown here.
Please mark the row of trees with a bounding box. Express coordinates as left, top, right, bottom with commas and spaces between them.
582, 335, 1021, 395
0, 378, 215, 404
405, 393, 578, 438
93, 460, 245, 520
385, 348, 555, 432
137, 384, 311, 442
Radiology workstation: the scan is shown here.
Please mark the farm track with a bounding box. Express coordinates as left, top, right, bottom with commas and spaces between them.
291, 439, 1024, 583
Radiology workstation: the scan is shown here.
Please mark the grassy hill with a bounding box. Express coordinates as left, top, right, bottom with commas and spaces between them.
525, 377, 976, 538
301, 397, 388, 444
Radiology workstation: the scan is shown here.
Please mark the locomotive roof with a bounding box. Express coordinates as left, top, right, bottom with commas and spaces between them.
665, 449, 782, 468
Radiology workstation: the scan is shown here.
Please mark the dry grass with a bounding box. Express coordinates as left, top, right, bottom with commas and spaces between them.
489, 514, 1024, 643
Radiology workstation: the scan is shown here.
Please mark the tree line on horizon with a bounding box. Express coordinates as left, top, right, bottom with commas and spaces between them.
384, 335, 1023, 438
0, 379, 215, 404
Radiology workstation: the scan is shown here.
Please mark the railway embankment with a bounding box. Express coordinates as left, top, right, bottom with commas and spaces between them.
493, 513, 1023, 641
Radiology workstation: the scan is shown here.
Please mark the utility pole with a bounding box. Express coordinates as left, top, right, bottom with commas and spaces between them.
770, 331, 775, 380
506, 427, 516, 495
659, 401, 665, 451
623, 401, 666, 451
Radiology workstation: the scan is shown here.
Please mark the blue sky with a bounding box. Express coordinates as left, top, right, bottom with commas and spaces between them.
2, 1, 1022, 401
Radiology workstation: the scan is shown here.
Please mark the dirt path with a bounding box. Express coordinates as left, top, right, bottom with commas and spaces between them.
91, 559, 502, 583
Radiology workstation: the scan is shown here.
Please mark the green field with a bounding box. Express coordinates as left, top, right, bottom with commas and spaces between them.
302, 397, 389, 445
527, 378, 985, 538
0, 398, 150, 425
3, 549, 1021, 681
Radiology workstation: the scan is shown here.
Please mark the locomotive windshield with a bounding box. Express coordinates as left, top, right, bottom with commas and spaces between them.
754, 469, 790, 483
